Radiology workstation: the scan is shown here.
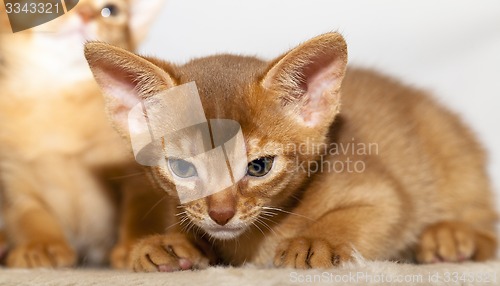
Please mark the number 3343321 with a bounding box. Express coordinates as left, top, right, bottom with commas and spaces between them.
2, 2, 61, 14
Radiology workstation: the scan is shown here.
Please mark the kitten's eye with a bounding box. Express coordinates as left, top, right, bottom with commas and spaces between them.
247, 157, 274, 177
101, 4, 119, 17
168, 159, 198, 178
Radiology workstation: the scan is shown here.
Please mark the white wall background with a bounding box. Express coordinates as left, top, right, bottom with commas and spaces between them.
141, 0, 500, 210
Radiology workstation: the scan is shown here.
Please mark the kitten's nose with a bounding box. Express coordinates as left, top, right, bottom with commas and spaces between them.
209, 209, 235, 226
77, 5, 96, 22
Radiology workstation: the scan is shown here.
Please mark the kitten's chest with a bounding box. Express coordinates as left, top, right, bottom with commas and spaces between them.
6, 34, 93, 86
0, 35, 127, 160
0, 81, 120, 159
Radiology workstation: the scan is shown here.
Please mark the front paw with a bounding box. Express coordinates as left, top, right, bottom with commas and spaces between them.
110, 242, 134, 269
130, 233, 209, 272
274, 237, 352, 269
6, 240, 76, 268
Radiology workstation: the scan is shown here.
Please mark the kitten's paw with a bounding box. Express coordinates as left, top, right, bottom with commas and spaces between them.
110, 242, 134, 269
6, 240, 76, 268
130, 233, 209, 272
416, 221, 497, 263
274, 237, 352, 269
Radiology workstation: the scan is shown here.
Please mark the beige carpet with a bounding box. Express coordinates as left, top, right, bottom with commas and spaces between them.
1, 257, 499, 285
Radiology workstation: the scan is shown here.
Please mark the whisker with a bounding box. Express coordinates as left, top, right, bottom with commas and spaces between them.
262, 206, 314, 221
258, 217, 282, 235
260, 217, 284, 236
186, 220, 196, 233
234, 235, 239, 257
260, 211, 278, 217
178, 217, 191, 232
141, 195, 168, 221
208, 235, 216, 245
260, 214, 277, 219
189, 221, 197, 232
179, 216, 189, 225
289, 193, 304, 202
241, 229, 251, 240
108, 172, 145, 180
258, 215, 278, 225
180, 219, 190, 229
175, 211, 187, 217
255, 217, 280, 237
181, 220, 193, 233
251, 221, 265, 237
165, 221, 180, 231
194, 225, 202, 237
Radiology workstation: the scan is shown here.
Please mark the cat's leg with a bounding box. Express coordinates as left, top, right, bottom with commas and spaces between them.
2, 169, 76, 268
414, 147, 498, 263
273, 169, 411, 269
274, 204, 399, 268
126, 194, 217, 272
0, 229, 7, 263
129, 232, 210, 272
4, 205, 76, 268
416, 221, 497, 263
110, 174, 170, 269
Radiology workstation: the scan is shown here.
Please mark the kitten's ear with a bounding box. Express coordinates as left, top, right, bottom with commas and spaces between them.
84, 42, 175, 135
262, 32, 348, 128
129, 0, 166, 45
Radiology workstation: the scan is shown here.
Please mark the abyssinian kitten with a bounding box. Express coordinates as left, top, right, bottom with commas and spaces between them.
84, 32, 498, 271
0, 0, 167, 268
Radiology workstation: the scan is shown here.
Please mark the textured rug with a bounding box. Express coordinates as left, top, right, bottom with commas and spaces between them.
1, 258, 499, 286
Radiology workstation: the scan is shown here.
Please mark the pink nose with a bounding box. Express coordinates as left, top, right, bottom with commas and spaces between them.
77, 6, 95, 22
209, 209, 235, 226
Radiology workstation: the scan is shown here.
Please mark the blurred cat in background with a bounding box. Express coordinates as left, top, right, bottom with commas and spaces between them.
0, 0, 168, 268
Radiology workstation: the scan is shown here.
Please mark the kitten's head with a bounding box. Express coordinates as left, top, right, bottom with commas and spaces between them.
85, 33, 347, 240
1, 0, 164, 52
29, 0, 165, 49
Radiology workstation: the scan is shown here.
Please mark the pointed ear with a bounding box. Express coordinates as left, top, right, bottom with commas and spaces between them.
84, 41, 175, 135
262, 32, 348, 128
129, 0, 166, 45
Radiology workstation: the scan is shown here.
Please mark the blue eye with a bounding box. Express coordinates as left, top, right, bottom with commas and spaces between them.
168, 159, 198, 178
247, 157, 274, 177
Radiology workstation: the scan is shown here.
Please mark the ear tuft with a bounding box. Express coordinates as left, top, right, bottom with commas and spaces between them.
262, 32, 348, 127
